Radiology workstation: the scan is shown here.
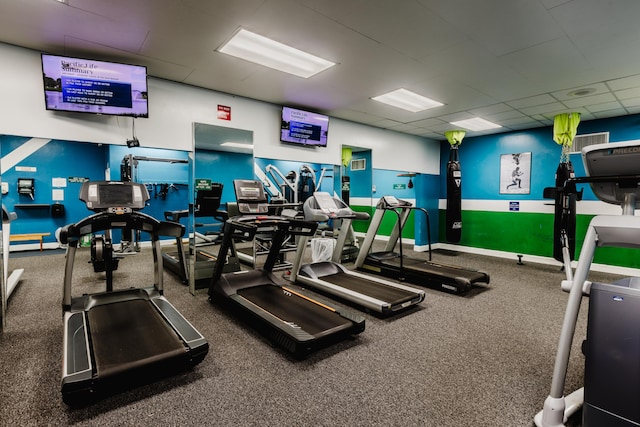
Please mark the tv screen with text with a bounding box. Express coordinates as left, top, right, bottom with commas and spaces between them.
41, 54, 148, 117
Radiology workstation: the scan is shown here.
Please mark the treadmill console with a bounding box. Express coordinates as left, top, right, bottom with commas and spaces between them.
233, 179, 269, 214
313, 192, 339, 214
582, 141, 640, 207
79, 181, 149, 212
378, 195, 412, 209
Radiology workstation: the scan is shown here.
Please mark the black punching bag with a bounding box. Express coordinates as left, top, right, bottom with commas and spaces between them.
552, 162, 578, 262
445, 130, 465, 243
341, 175, 350, 205
446, 147, 462, 243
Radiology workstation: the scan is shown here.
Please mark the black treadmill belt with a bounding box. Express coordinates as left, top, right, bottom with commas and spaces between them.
320, 273, 418, 305
237, 285, 353, 338
196, 250, 218, 262
237, 247, 253, 256
373, 254, 487, 283
88, 299, 186, 378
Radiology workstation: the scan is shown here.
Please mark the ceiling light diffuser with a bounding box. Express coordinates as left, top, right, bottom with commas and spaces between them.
221, 142, 254, 149
449, 117, 502, 131
218, 28, 335, 78
371, 88, 444, 112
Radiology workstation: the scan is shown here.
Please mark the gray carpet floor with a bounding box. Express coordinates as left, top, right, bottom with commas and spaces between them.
0, 244, 623, 426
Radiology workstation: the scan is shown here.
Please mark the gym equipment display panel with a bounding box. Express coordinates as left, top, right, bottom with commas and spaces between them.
60, 181, 208, 404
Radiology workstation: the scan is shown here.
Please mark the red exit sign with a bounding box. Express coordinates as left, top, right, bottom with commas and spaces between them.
217, 105, 231, 120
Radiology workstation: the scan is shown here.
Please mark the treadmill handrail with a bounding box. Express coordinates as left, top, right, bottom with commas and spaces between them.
210, 216, 317, 293
59, 211, 184, 244
382, 205, 432, 263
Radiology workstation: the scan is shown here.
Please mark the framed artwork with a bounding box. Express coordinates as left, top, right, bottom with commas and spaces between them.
500, 152, 531, 194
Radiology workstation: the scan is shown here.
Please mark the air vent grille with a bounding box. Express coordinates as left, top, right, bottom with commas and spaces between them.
351, 158, 366, 171
571, 132, 609, 153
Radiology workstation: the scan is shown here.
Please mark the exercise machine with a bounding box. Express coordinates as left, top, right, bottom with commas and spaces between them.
354, 195, 489, 294
232, 180, 300, 271
209, 180, 365, 359
120, 153, 189, 253
163, 183, 240, 288
60, 181, 208, 404
535, 140, 640, 427
290, 192, 425, 316
1, 205, 25, 330
2, 205, 24, 302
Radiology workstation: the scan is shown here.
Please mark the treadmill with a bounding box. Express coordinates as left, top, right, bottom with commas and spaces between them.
290, 192, 425, 316
209, 180, 365, 359
60, 181, 209, 404
163, 183, 240, 288
355, 195, 489, 294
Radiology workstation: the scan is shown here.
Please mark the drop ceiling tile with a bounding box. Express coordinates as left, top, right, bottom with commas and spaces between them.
388, 123, 422, 133
429, 122, 460, 133
507, 94, 557, 109
468, 103, 515, 116
586, 101, 624, 113
563, 93, 616, 109
407, 117, 447, 128
484, 109, 526, 121
614, 87, 640, 100
540, 0, 572, 8
621, 98, 640, 108
592, 109, 630, 119
437, 112, 476, 123
499, 117, 542, 127
422, 0, 563, 56
502, 37, 592, 88
519, 102, 566, 115
607, 74, 640, 91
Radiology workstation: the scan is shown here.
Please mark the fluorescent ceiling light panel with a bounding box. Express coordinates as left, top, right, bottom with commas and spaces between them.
450, 117, 502, 131
371, 88, 444, 112
221, 142, 254, 149
218, 28, 335, 78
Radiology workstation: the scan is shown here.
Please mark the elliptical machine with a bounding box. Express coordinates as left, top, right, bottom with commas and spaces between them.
535, 141, 640, 426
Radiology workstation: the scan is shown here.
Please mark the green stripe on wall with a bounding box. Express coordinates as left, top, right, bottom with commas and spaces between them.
438, 209, 640, 269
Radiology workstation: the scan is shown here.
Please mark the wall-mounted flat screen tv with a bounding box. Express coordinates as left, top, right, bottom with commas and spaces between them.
41, 53, 149, 118
280, 106, 329, 147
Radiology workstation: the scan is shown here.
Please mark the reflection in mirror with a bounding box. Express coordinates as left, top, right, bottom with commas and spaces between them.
190, 123, 253, 294
341, 144, 373, 216
0, 140, 3, 331
336, 145, 373, 263
0, 135, 190, 329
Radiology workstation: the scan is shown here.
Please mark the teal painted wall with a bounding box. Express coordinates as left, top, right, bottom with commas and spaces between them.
437, 113, 640, 268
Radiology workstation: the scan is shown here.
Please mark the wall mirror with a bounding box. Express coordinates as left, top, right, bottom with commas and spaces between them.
327, 144, 373, 263
340, 144, 373, 219
190, 123, 253, 295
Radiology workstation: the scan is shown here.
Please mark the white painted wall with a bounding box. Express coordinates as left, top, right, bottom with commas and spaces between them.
0, 43, 440, 174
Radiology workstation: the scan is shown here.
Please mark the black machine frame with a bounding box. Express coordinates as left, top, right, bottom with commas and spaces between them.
208, 180, 365, 359
354, 195, 489, 294
60, 181, 208, 404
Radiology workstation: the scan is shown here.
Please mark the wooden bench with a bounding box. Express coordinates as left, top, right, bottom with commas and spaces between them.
10, 232, 51, 251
